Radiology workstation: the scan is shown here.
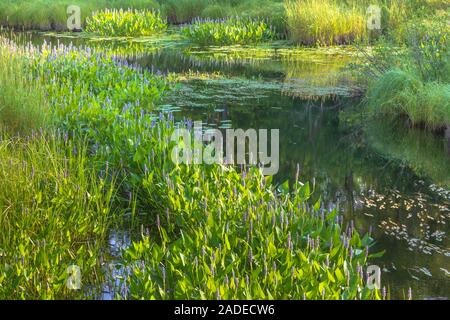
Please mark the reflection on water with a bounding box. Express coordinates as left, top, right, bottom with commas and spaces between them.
7, 32, 450, 299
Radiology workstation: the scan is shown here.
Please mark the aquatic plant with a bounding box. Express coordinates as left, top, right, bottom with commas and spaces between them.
0, 36, 384, 300
0, 131, 120, 299
85, 8, 167, 37
182, 17, 276, 46
121, 163, 381, 299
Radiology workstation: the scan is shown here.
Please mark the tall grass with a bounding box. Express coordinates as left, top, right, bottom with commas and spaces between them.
0, 37, 48, 133
0, 0, 160, 30
0, 132, 119, 299
182, 17, 276, 46
363, 18, 450, 130
366, 69, 450, 130
285, 0, 367, 45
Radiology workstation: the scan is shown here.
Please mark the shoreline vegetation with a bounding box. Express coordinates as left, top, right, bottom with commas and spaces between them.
0, 0, 448, 299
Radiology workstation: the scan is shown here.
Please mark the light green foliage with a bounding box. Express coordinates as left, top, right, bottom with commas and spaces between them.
0, 132, 118, 299
285, 0, 367, 45
0, 0, 160, 31
363, 18, 450, 129
182, 17, 276, 46
86, 8, 167, 37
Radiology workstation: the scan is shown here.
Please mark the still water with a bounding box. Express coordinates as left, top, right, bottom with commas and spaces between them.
20, 32, 450, 299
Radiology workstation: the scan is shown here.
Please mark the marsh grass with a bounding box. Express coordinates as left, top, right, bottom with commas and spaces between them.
0, 36, 383, 299
0, 38, 49, 134
285, 0, 367, 46
366, 69, 450, 130
363, 18, 450, 130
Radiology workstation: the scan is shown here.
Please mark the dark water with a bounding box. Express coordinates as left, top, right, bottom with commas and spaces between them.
14, 32, 450, 299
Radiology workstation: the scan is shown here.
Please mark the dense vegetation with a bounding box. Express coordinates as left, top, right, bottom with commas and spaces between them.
362, 15, 450, 130
182, 17, 275, 46
0, 35, 383, 299
0, 0, 448, 300
85, 8, 167, 36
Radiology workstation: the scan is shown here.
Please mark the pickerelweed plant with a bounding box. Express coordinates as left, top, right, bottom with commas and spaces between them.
0, 36, 383, 299
182, 17, 276, 46
85, 8, 167, 37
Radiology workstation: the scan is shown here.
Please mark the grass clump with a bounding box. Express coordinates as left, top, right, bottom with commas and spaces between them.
0, 36, 384, 299
0, 0, 160, 31
364, 18, 450, 130
366, 69, 450, 129
285, 0, 367, 45
85, 8, 167, 37
0, 38, 49, 134
182, 17, 276, 46
0, 132, 119, 299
